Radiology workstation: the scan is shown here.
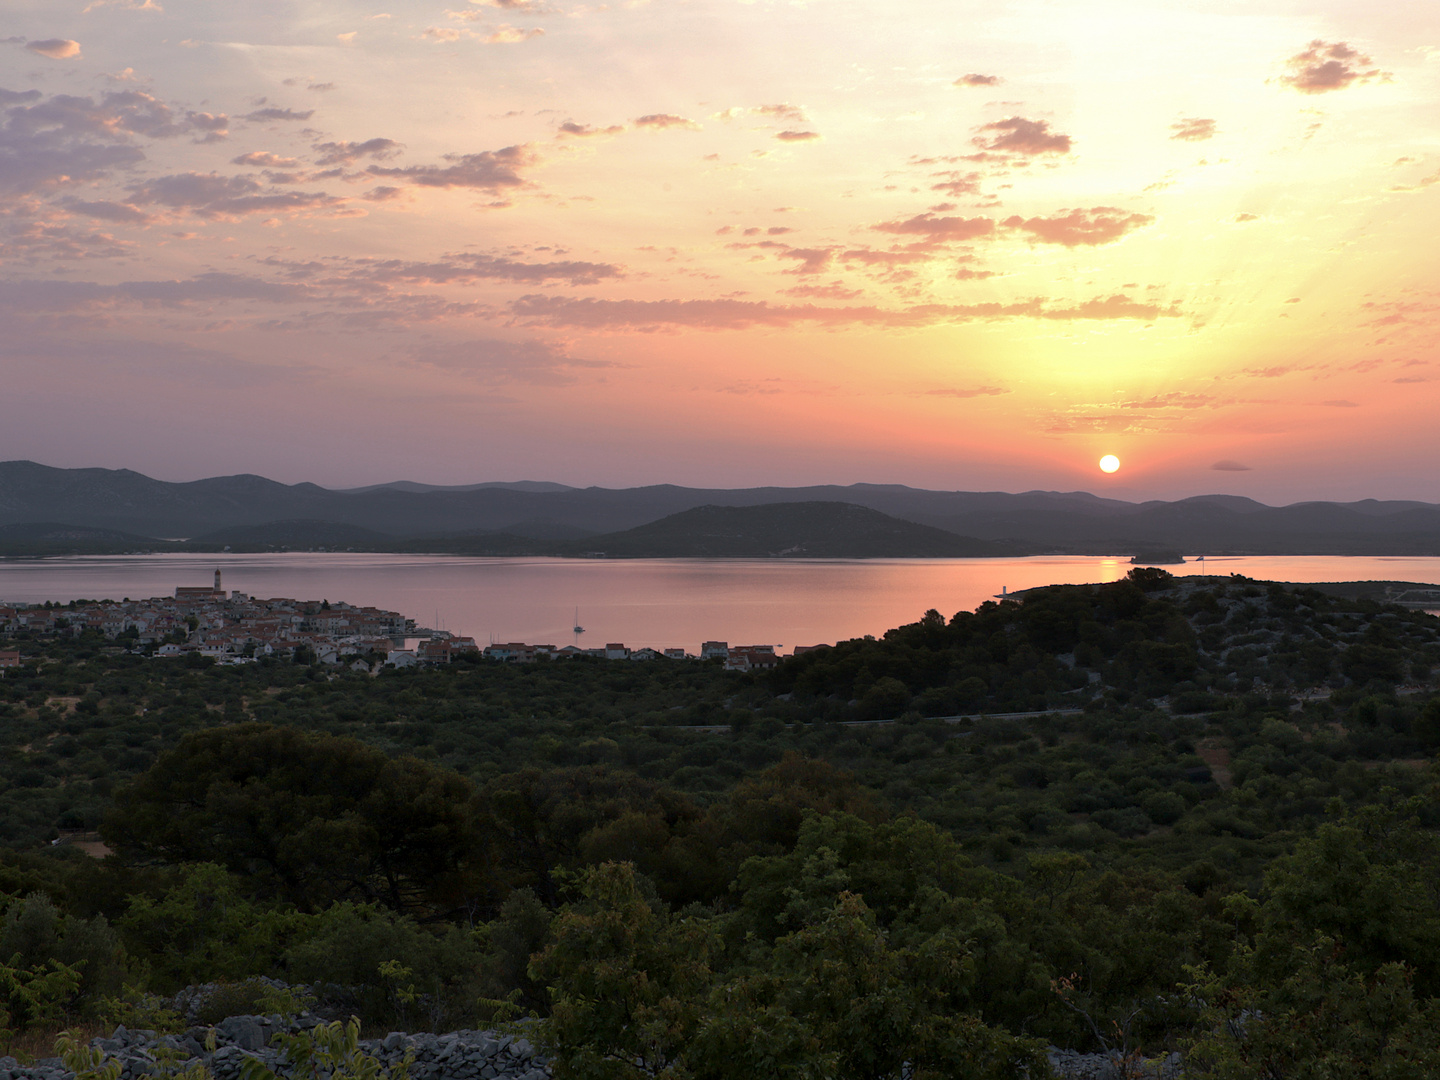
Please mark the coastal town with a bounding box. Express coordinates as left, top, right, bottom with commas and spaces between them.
0, 570, 791, 671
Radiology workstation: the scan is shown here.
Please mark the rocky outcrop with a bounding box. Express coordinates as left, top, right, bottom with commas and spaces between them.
0, 1015, 550, 1080
1046, 1046, 1183, 1080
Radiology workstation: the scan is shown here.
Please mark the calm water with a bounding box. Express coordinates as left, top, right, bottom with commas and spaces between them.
1, 553, 1438, 653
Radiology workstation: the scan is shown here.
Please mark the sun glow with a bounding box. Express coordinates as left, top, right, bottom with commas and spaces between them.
1099, 455, 1121, 474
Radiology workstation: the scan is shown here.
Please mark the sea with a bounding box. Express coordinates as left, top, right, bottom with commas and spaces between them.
1, 553, 1438, 653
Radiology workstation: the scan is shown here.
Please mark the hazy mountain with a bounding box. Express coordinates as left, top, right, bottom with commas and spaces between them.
4, 460, 1440, 555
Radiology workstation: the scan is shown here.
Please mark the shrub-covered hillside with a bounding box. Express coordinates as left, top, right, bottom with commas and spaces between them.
1, 569, 1439, 1076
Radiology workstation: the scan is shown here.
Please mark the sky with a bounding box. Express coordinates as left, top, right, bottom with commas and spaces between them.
2, 0, 1439, 502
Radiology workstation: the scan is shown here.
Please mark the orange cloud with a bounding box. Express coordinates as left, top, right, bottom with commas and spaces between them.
557, 121, 624, 138
26, 39, 82, 59
633, 114, 700, 131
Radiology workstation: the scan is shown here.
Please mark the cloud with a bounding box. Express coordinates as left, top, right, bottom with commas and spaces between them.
1211, 460, 1252, 471
752, 103, 807, 123
973, 117, 1071, 155
312, 138, 401, 166
1044, 294, 1180, 320
0, 90, 199, 194
954, 74, 1000, 87
633, 114, 700, 131
1320, 399, 1360, 407
1170, 117, 1216, 142
58, 197, 153, 223
925, 386, 1009, 398
482, 25, 543, 43
244, 107, 315, 122
186, 112, 229, 141
1001, 207, 1154, 247
0, 272, 316, 311
82, 0, 162, 11
871, 213, 996, 242
1233, 213, 1258, 223
1, 333, 313, 390
1278, 41, 1390, 94
127, 172, 343, 218
0, 218, 134, 262
463, 0, 547, 9
508, 292, 1180, 330
774, 130, 820, 142
428, 23, 542, 42
399, 338, 617, 385
772, 247, 833, 274
26, 39, 82, 60
556, 121, 624, 138
365, 145, 535, 191
232, 151, 299, 167
929, 170, 981, 197
784, 283, 862, 300
352, 251, 622, 286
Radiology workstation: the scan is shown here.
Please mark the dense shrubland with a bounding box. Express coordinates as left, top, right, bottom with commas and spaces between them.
2, 570, 1440, 1075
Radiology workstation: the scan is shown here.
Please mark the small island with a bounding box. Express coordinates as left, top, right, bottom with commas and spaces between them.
1129, 550, 1186, 565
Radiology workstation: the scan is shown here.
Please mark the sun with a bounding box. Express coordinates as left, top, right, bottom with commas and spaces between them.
1099, 454, 1120, 474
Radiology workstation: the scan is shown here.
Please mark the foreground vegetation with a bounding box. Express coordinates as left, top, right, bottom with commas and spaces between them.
3, 569, 1440, 1076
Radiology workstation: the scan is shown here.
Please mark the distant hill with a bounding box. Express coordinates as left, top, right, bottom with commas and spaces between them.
5, 459, 1440, 555
185, 520, 398, 551
0, 522, 163, 556
554, 502, 1024, 558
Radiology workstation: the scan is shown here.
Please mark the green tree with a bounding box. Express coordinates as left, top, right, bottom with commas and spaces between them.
103, 724, 489, 914
531, 862, 716, 1080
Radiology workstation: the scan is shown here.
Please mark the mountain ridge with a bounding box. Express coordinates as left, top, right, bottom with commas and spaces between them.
4, 461, 1440, 555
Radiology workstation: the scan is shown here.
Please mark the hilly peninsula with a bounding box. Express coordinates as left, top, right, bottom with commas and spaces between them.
548, 502, 1020, 558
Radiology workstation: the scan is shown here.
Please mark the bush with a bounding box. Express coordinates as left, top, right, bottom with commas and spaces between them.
192, 979, 272, 1026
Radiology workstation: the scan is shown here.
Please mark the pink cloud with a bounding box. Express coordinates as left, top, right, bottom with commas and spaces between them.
1278, 40, 1390, 94
365, 145, 535, 191
1001, 207, 1153, 247
973, 117, 1071, 155
508, 292, 1179, 330
871, 213, 996, 241
1170, 117, 1216, 142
